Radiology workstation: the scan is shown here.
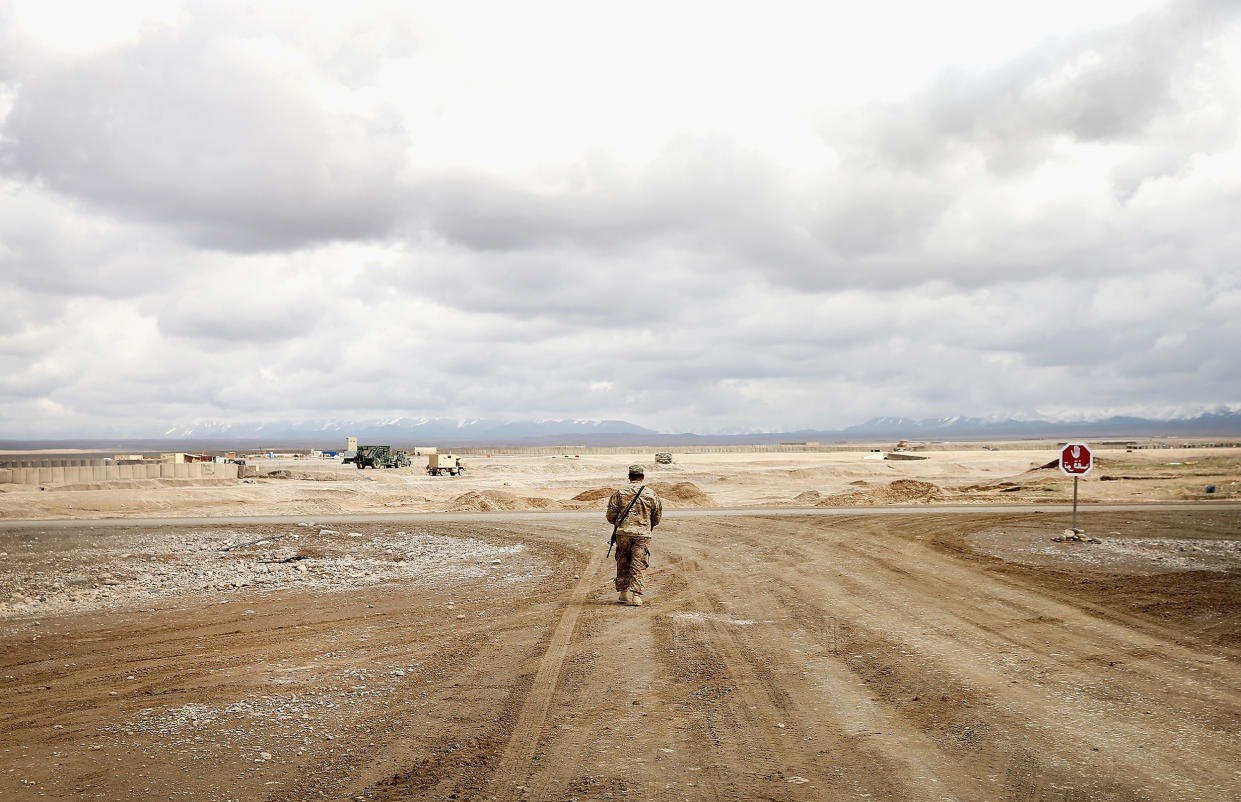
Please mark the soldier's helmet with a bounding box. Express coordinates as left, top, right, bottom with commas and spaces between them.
628, 463, 645, 476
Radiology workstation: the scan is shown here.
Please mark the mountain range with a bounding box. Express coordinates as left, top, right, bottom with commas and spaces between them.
3, 410, 1239, 451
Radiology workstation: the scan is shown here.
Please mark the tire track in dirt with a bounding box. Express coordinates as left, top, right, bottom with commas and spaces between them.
6, 512, 1240, 800
738, 517, 1241, 799
671, 519, 1134, 798
669, 551, 819, 791
757, 572, 1089, 801
520, 600, 664, 801
489, 545, 606, 795
664, 535, 986, 800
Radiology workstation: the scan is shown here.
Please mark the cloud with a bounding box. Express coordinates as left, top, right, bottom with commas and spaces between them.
848, 1, 1241, 169
0, 1, 1238, 437
1, 6, 412, 251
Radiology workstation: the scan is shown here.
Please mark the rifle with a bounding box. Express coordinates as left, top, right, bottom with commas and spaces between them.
607, 485, 646, 557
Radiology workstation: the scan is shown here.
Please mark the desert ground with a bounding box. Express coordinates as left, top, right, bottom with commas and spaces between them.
2, 444, 1239, 800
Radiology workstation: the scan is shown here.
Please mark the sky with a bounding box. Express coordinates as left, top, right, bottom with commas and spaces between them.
1, 0, 1239, 437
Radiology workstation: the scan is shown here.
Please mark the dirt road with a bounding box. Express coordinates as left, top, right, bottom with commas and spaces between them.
3, 506, 1240, 800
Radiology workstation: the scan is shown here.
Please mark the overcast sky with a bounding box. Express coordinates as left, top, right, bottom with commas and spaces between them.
1, 0, 1239, 437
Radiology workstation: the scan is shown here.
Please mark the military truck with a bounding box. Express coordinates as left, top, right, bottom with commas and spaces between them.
344, 445, 412, 469
426, 453, 466, 476
654, 452, 673, 464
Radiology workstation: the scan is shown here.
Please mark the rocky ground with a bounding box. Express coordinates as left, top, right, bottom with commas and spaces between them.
1, 521, 542, 620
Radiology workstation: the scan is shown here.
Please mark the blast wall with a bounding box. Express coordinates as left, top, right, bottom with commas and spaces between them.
0, 462, 240, 484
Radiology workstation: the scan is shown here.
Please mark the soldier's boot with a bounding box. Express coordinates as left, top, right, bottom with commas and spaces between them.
627, 593, 643, 607
618, 590, 631, 604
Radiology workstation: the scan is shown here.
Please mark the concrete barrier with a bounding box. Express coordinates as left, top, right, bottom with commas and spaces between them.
0, 460, 243, 484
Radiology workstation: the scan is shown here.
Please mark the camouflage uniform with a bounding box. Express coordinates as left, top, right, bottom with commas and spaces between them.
607, 470, 662, 596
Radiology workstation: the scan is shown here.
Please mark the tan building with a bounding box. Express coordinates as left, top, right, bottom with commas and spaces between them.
160, 452, 209, 463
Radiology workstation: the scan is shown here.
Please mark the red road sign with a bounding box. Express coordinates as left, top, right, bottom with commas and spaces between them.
1060, 442, 1093, 476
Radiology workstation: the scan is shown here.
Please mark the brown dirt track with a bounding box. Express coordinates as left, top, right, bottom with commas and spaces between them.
3, 506, 1240, 801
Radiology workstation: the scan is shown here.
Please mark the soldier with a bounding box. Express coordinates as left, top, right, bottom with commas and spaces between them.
606, 464, 662, 607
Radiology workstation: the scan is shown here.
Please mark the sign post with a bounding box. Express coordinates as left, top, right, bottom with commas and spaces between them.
1059, 442, 1094, 532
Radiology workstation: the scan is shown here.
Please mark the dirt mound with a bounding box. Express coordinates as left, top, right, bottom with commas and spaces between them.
793, 491, 822, 503
446, 490, 559, 512
55, 479, 240, 492
262, 470, 340, 481
648, 481, 715, 507
887, 479, 941, 501
568, 482, 715, 507
961, 481, 1021, 492
786, 468, 835, 480
571, 487, 614, 502
817, 479, 943, 506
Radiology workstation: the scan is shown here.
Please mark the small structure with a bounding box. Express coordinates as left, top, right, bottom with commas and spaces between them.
162, 452, 210, 463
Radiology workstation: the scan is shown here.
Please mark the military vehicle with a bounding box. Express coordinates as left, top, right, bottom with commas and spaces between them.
344, 445, 412, 469
654, 452, 673, 464
426, 453, 466, 476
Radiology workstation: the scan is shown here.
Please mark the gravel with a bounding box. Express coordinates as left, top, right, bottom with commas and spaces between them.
0, 523, 544, 621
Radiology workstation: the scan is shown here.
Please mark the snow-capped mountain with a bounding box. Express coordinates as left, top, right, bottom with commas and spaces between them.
841, 410, 1241, 439
6, 410, 1238, 449
157, 417, 659, 442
